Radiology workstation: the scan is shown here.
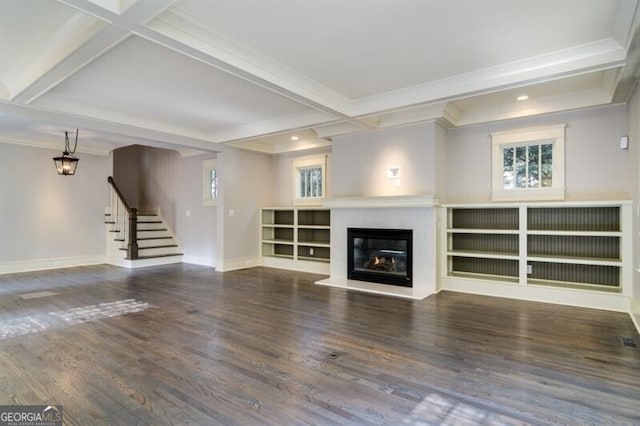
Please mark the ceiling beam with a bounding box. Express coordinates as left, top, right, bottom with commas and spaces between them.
0, 100, 218, 152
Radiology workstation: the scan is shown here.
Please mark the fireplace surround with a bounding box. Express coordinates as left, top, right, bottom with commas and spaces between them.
348, 228, 413, 287
315, 195, 438, 300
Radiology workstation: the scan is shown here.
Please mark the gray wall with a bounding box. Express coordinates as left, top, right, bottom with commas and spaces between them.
175, 154, 218, 267
112, 145, 180, 229
0, 143, 108, 266
445, 104, 630, 203
218, 145, 273, 266
332, 121, 438, 197
112, 145, 140, 206
138, 146, 180, 229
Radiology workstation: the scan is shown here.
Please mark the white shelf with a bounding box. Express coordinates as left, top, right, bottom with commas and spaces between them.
527, 230, 621, 236
262, 239, 294, 245
448, 271, 520, 284
298, 241, 330, 248
443, 203, 630, 296
448, 228, 519, 234
297, 256, 330, 263
260, 207, 331, 274
527, 255, 622, 266
448, 251, 519, 260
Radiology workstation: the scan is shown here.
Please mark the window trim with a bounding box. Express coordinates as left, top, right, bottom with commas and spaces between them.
491, 124, 566, 202
292, 156, 326, 206
203, 158, 218, 206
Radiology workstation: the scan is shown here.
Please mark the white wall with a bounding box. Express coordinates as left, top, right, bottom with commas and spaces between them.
0, 143, 108, 273
174, 154, 218, 267
446, 104, 630, 203
332, 121, 439, 197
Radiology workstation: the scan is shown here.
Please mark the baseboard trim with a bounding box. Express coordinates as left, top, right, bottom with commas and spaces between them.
106, 255, 183, 269
183, 256, 217, 268
219, 257, 259, 272
0, 255, 106, 275
441, 276, 631, 313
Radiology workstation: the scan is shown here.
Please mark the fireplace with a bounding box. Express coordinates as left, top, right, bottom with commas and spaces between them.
347, 228, 413, 287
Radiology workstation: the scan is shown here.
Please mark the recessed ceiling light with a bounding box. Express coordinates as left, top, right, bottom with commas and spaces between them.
516, 95, 529, 101
291, 135, 299, 141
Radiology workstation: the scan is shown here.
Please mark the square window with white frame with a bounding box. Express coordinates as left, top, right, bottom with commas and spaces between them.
292, 156, 326, 205
491, 124, 566, 201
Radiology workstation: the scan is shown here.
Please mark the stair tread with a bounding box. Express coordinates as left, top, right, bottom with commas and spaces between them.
138, 228, 168, 232
104, 221, 115, 224
137, 236, 173, 240
119, 244, 178, 251
130, 253, 184, 260
137, 220, 162, 224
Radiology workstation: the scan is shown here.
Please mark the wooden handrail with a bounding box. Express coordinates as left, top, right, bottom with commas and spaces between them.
107, 176, 138, 260
107, 176, 131, 213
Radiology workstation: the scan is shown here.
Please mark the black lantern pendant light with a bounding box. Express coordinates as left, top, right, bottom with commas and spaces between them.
53, 129, 79, 176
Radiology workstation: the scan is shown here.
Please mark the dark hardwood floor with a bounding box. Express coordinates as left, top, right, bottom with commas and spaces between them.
1, 264, 639, 425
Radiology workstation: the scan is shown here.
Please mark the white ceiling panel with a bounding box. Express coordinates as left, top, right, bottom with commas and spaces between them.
170, 0, 619, 99
1, 0, 638, 154
0, 0, 105, 99
33, 35, 313, 137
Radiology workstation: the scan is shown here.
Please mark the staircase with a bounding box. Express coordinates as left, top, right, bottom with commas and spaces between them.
105, 211, 183, 268
105, 176, 183, 268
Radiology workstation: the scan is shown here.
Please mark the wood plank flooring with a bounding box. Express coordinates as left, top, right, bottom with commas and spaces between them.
1, 263, 639, 425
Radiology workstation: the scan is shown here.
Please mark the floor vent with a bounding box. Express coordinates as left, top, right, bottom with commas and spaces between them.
621, 337, 638, 348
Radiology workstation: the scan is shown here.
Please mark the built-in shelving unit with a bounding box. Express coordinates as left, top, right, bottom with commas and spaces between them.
260, 207, 330, 274
441, 201, 632, 312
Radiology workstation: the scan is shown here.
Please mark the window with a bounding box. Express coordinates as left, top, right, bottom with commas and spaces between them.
203, 158, 218, 206
491, 124, 565, 201
292, 156, 326, 205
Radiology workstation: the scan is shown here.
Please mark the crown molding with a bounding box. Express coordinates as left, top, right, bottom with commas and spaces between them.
211, 110, 339, 143
0, 136, 111, 156
457, 88, 613, 127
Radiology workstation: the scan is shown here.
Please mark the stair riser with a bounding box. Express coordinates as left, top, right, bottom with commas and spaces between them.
137, 230, 171, 239
137, 238, 176, 248
138, 247, 182, 257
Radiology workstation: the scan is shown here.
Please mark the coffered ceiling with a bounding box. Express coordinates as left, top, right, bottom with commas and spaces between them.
1, 0, 639, 155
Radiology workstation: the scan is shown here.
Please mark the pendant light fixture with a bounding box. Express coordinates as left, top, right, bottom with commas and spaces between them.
53, 129, 79, 176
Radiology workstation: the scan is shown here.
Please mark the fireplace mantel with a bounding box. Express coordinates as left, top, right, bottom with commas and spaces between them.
323, 195, 439, 209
